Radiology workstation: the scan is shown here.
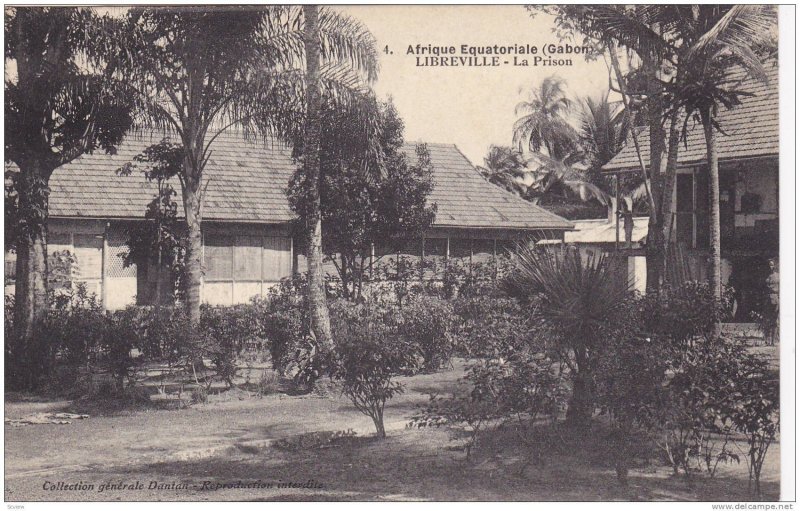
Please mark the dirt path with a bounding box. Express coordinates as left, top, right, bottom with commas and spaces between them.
4, 364, 781, 501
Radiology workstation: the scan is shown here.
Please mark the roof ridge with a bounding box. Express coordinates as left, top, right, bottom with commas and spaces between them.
447, 144, 574, 229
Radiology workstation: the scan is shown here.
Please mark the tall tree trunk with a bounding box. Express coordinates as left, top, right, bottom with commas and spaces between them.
566, 346, 593, 429
182, 173, 203, 327
302, 4, 334, 351
660, 112, 681, 284
702, 110, 722, 305
607, 47, 664, 292
12, 159, 52, 389
644, 58, 667, 294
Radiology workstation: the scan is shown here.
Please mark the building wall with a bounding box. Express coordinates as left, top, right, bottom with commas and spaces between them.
5, 219, 294, 310
200, 223, 292, 307
671, 157, 778, 250
293, 227, 563, 282
5, 221, 563, 308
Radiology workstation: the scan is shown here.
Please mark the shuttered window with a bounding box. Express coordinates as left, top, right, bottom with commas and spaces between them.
263, 237, 292, 281
204, 235, 233, 281
235, 236, 262, 281
73, 234, 103, 281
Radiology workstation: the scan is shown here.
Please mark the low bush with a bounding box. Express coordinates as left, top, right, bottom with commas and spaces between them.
410, 347, 568, 461
255, 275, 309, 375
639, 281, 735, 348
329, 300, 417, 438
452, 295, 532, 357
594, 302, 671, 485
200, 304, 264, 387
398, 295, 455, 372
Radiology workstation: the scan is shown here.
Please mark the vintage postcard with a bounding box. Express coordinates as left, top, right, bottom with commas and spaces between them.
3, 3, 795, 505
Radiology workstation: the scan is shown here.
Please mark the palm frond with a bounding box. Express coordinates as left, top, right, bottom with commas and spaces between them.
503, 242, 631, 346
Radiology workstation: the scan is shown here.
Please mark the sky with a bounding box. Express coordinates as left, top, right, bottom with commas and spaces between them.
4, 5, 612, 167
338, 5, 613, 166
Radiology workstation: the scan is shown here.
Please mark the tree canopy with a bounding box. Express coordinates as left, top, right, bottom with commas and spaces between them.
288, 98, 436, 300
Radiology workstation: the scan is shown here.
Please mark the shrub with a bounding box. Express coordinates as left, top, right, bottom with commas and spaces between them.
594, 302, 671, 485
255, 275, 309, 375
398, 295, 455, 372
639, 281, 734, 348
453, 295, 532, 357
410, 348, 568, 461
40, 284, 107, 372
329, 300, 417, 438
130, 305, 192, 365
432, 256, 512, 299
102, 309, 140, 389
410, 394, 504, 461
655, 336, 758, 480
200, 304, 264, 387
502, 243, 632, 428
729, 358, 779, 499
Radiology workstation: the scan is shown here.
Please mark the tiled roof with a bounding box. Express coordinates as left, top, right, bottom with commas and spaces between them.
402, 144, 573, 230
32, 132, 572, 231
604, 61, 779, 171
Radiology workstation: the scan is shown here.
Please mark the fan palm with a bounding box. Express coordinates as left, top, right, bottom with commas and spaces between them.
513, 76, 579, 160
503, 242, 632, 427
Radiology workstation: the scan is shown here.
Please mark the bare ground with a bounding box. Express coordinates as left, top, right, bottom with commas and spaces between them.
4, 361, 780, 502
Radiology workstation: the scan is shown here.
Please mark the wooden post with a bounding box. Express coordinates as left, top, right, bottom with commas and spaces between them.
101, 223, 109, 310
614, 175, 620, 253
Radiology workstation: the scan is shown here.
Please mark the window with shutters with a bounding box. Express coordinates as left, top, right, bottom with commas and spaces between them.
203, 234, 292, 283
235, 236, 262, 281
263, 237, 291, 281
204, 234, 233, 281
73, 234, 103, 281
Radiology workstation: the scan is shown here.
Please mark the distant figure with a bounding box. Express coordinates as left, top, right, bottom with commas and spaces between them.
620, 199, 634, 248
765, 258, 779, 345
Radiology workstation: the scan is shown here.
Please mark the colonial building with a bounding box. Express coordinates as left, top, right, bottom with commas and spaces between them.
5, 134, 573, 309
603, 62, 779, 321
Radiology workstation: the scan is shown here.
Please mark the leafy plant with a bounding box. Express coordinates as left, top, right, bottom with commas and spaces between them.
595, 299, 670, 485
254, 275, 310, 375
639, 281, 734, 348
502, 243, 631, 428
655, 336, 759, 480
288, 100, 437, 302
453, 295, 532, 358
409, 394, 504, 461
398, 295, 455, 372
200, 304, 264, 388
729, 355, 779, 499
329, 300, 417, 438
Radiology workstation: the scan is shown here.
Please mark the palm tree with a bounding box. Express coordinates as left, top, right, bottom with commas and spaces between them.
578, 91, 631, 177
666, 5, 775, 303
4, 8, 135, 386
529, 152, 611, 208
301, 4, 332, 351
536, 6, 774, 295
477, 145, 532, 197
111, 6, 378, 328
513, 76, 579, 160
503, 243, 632, 428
